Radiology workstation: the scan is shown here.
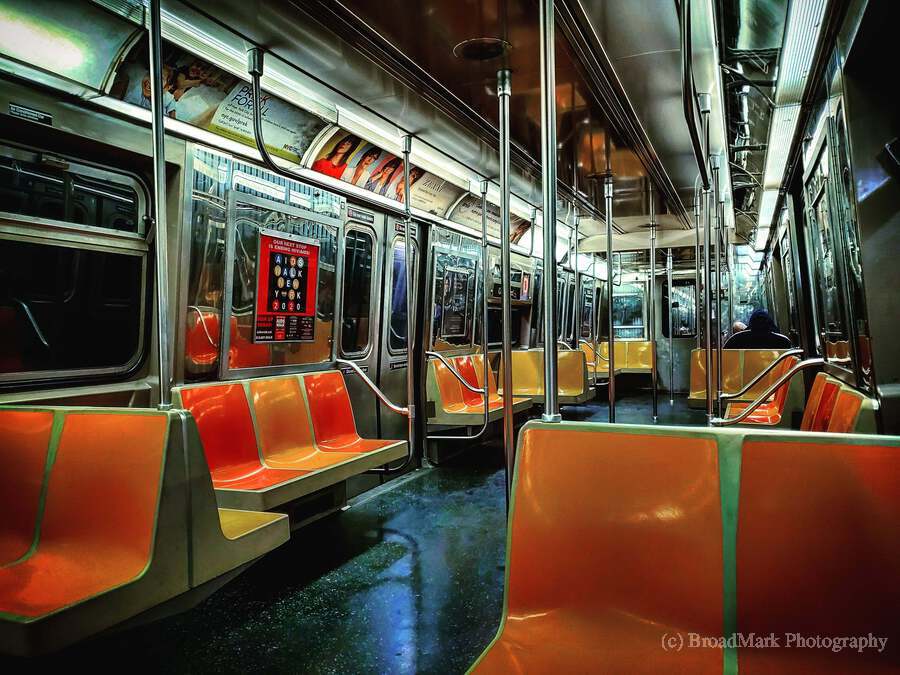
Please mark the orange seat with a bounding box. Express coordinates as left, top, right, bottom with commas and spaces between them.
0, 411, 54, 565
304, 370, 402, 454
827, 387, 865, 434
472, 423, 724, 674
737, 438, 900, 672
455, 356, 503, 410
427, 355, 531, 425
249, 376, 361, 470
724, 356, 798, 426
0, 413, 167, 619
178, 383, 307, 490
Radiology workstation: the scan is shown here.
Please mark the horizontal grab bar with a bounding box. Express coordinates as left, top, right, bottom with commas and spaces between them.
336, 359, 409, 416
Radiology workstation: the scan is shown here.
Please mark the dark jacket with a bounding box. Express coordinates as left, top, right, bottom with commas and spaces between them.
723, 329, 793, 349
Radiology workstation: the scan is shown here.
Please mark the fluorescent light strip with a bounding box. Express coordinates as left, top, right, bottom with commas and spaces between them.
756, 0, 829, 244
775, 0, 829, 105
762, 105, 801, 188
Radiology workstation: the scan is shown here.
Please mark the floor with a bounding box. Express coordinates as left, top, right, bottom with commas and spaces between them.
5, 392, 700, 673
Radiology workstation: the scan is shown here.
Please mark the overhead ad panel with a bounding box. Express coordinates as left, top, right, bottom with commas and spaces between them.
107, 36, 329, 164
447, 193, 532, 245
310, 129, 464, 216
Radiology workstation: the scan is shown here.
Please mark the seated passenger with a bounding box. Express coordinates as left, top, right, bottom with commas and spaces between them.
723, 310, 792, 349
731, 320, 747, 335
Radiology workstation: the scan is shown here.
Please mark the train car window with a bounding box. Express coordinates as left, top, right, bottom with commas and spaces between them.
612, 282, 645, 339
662, 279, 697, 338
340, 228, 375, 356
388, 237, 418, 354
431, 250, 477, 349
579, 279, 595, 339
0, 239, 144, 380
0, 145, 143, 234
805, 136, 852, 363
229, 199, 338, 367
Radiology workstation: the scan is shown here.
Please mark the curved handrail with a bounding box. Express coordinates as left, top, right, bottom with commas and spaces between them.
721, 348, 803, 400
426, 351, 485, 394
557, 340, 573, 351
336, 359, 409, 416
578, 338, 609, 362
710, 358, 823, 426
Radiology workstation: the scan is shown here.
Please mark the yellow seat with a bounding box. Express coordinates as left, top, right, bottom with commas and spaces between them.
688, 349, 751, 408
741, 350, 784, 400
623, 340, 654, 373
579, 342, 611, 381
498, 349, 592, 405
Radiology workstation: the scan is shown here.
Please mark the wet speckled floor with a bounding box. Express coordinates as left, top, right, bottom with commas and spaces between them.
6, 452, 508, 675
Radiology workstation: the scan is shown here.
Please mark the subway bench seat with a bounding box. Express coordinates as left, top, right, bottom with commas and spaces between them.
0, 407, 288, 656
470, 421, 900, 674
174, 370, 407, 511
427, 354, 532, 426
604, 339, 655, 374
689, 348, 792, 408
578, 341, 617, 381
724, 355, 800, 427
498, 348, 592, 405
798, 371, 878, 434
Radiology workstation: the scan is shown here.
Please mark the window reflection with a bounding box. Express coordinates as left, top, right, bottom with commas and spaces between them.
389, 238, 417, 353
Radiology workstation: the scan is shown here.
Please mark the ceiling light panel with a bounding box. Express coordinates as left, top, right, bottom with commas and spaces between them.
775, 0, 829, 105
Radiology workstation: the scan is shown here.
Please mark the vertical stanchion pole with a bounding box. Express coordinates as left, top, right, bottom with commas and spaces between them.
148, 0, 171, 409
712, 158, 723, 418
539, 0, 561, 423
667, 248, 675, 406
402, 135, 416, 465
704, 187, 713, 424
497, 69, 516, 496
605, 173, 615, 423
572, 204, 580, 349
480, 180, 491, 426
694, 178, 703, 351
649, 184, 658, 422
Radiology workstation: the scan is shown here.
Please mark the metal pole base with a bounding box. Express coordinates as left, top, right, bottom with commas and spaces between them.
706, 413, 715, 426
541, 412, 562, 423
652, 416, 658, 424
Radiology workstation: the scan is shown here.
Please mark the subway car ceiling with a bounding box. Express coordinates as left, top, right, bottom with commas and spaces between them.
0, 0, 742, 254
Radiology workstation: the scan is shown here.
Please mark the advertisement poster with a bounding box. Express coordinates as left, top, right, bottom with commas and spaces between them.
447, 194, 532, 244
311, 130, 463, 214
253, 229, 320, 343
108, 37, 328, 163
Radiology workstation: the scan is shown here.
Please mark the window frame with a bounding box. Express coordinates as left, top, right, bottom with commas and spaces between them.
612, 280, 647, 340
220, 190, 342, 380
339, 223, 377, 359
662, 277, 698, 339
0, 147, 150, 385
386, 233, 419, 357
